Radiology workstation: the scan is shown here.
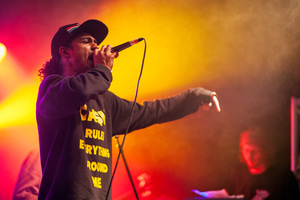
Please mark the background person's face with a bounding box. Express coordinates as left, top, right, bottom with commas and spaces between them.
242, 143, 266, 169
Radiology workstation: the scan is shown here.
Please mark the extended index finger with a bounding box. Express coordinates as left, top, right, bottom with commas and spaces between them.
212, 95, 221, 112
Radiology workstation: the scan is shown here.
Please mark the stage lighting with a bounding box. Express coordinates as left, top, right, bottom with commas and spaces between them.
0, 43, 7, 61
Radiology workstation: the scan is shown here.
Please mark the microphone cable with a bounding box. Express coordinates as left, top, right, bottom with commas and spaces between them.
105, 38, 146, 200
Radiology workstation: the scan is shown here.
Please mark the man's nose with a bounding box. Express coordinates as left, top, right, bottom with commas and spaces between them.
91, 42, 99, 50
249, 151, 255, 158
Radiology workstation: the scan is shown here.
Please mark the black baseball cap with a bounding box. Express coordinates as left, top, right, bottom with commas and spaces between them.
51, 19, 108, 61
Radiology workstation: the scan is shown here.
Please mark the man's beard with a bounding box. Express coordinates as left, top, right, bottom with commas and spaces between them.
87, 54, 95, 67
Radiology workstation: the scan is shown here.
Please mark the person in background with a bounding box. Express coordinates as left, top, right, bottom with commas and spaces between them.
225, 126, 300, 200
194, 126, 300, 200
36, 19, 220, 200
12, 148, 41, 200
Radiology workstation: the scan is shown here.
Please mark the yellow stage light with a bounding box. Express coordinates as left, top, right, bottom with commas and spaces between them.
0, 43, 7, 62
0, 83, 38, 128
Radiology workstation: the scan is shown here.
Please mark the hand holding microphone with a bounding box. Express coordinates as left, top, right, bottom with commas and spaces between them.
94, 38, 144, 70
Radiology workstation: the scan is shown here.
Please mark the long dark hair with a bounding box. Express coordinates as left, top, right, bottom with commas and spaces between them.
38, 58, 63, 80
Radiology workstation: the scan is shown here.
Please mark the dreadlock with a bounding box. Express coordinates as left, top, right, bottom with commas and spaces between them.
38, 58, 63, 81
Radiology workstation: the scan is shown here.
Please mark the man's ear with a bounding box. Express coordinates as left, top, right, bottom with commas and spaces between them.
59, 46, 70, 58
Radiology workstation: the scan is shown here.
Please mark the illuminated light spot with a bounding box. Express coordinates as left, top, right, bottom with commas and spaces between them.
0, 84, 38, 128
141, 190, 151, 197
0, 43, 7, 61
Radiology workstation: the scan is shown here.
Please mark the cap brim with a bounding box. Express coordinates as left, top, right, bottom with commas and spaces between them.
70, 19, 108, 45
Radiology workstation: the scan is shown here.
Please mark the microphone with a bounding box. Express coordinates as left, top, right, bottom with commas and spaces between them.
111, 38, 144, 53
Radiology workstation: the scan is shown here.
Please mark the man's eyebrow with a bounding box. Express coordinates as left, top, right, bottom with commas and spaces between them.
80, 36, 98, 43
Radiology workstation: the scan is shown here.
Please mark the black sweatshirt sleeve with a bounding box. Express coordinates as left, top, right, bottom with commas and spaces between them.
36, 64, 112, 119
111, 89, 205, 136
